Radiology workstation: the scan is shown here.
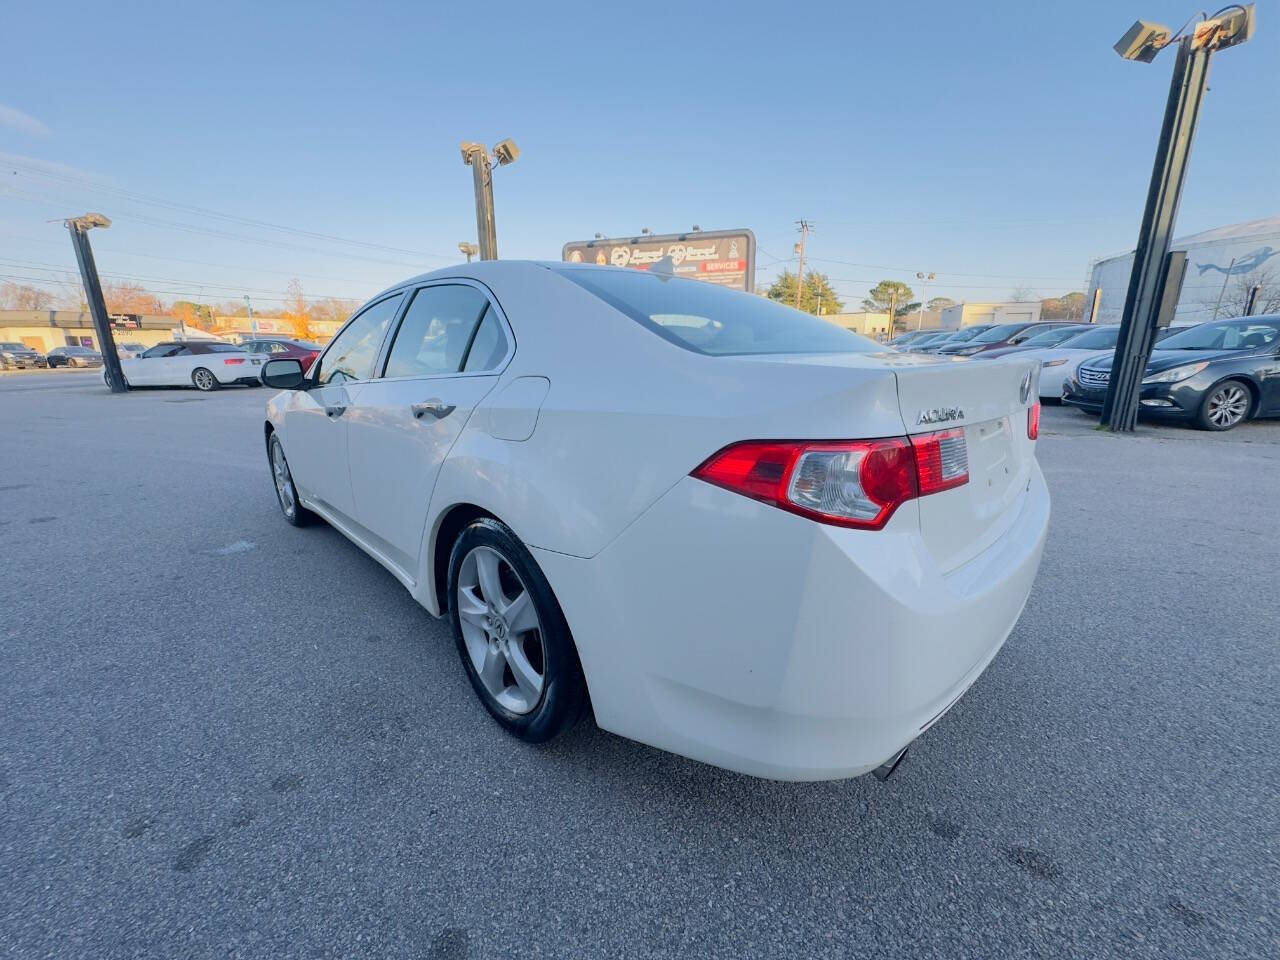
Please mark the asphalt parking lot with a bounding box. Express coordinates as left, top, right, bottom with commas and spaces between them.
2, 372, 1277, 960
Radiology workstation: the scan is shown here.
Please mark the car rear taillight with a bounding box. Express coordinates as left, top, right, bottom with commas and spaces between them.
224, 357, 245, 365
911, 427, 969, 495
1027, 403, 1040, 440
692, 429, 969, 530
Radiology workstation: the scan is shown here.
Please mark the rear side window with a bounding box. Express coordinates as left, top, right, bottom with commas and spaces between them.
383, 285, 490, 378
553, 266, 878, 356
314, 294, 404, 384
462, 307, 509, 373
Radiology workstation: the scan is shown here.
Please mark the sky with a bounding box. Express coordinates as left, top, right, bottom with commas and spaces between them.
2, 0, 1278, 314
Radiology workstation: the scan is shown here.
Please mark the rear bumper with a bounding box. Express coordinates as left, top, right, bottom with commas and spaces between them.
534, 466, 1050, 781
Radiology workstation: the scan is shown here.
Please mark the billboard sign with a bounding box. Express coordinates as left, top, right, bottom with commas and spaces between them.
562, 229, 756, 292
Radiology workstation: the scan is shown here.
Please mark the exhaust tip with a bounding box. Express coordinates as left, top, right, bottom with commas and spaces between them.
871, 747, 908, 782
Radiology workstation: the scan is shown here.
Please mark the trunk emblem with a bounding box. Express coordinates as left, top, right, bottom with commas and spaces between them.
917, 407, 964, 425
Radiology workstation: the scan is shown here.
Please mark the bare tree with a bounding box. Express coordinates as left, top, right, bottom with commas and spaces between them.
1009, 286, 1035, 302
0, 282, 54, 310
1197, 267, 1280, 321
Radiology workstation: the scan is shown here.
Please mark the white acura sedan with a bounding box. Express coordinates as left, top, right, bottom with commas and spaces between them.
260, 262, 1049, 781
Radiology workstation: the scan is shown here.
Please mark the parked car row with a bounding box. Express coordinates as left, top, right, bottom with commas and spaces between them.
0, 342, 47, 369
890, 315, 1280, 431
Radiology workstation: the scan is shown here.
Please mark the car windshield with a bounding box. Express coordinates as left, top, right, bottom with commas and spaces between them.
1, 342, 27, 350
1020, 326, 1085, 347
947, 326, 989, 343
1155, 319, 1280, 351
66, 347, 94, 355
554, 267, 879, 356
1058, 326, 1120, 350
971, 323, 1026, 344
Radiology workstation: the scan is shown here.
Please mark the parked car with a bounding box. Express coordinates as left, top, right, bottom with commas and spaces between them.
47, 346, 102, 368
1016, 324, 1189, 402
116, 342, 149, 359
912, 324, 998, 354
260, 261, 1048, 781
887, 330, 937, 349
0, 341, 47, 369
905, 331, 959, 352
239, 337, 322, 372
1064, 316, 1280, 430
118, 341, 262, 390
935, 321, 1082, 357
973, 324, 1093, 359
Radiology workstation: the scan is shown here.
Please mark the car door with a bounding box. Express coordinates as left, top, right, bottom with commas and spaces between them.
282, 292, 404, 521
345, 282, 511, 576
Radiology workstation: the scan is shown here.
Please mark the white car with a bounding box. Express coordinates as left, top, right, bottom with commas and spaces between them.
260, 262, 1050, 781
116, 341, 149, 360
118, 341, 262, 390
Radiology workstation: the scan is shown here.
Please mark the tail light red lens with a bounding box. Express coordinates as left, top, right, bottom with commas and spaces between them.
693, 429, 966, 531
911, 427, 969, 495
1027, 403, 1041, 440
224, 357, 245, 365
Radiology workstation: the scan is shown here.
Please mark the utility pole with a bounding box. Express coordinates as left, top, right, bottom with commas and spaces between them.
889, 289, 898, 333
916, 271, 935, 329
1102, 7, 1255, 431
1210, 257, 1237, 321
794, 220, 810, 310
460, 138, 520, 260
64, 213, 127, 393
244, 294, 257, 339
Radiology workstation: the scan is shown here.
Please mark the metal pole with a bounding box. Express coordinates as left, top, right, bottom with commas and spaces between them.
794, 220, 809, 310
1102, 37, 1211, 431
464, 145, 498, 260
66, 223, 127, 393
245, 295, 257, 338
1210, 257, 1236, 321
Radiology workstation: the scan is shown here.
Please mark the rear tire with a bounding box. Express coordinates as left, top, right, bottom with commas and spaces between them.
1195, 379, 1250, 431
447, 518, 587, 743
192, 367, 218, 391
268, 433, 317, 526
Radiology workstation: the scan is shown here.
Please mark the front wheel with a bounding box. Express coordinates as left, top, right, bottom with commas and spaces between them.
1196, 379, 1251, 431
268, 434, 317, 526
192, 367, 218, 391
448, 518, 587, 743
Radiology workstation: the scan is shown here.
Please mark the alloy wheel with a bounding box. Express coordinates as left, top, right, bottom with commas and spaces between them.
271, 440, 296, 518
1207, 384, 1248, 428
456, 545, 546, 715
193, 368, 215, 391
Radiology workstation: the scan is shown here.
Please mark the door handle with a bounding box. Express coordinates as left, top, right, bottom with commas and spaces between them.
325, 404, 347, 418
412, 399, 455, 419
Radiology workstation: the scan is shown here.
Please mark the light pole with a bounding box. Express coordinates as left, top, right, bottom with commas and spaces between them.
458, 242, 479, 263
1102, 5, 1255, 432
244, 294, 257, 339
461, 138, 519, 260
63, 212, 127, 393
915, 271, 935, 329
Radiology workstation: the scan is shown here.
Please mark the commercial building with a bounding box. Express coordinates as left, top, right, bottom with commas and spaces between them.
825, 311, 894, 339
0, 310, 215, 354
1086, 215, 1280, 326
939, 301, 1042, 330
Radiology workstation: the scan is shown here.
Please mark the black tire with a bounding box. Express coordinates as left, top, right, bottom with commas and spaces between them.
267, 433, 318, 526
447, 518, 587, 743
192, 367, 219, 391
1195, 379, 1251, 431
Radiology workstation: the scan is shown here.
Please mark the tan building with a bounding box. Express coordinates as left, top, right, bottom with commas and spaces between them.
939, 301, 1042, 329
825, 311, 894, 340
0, 310, 216, 354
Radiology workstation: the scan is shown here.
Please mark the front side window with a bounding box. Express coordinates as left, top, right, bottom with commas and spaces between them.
1059, 326, 1120, 350
383, 285, 490, 379
314, 294, 403, 384
554, 266, 878, 356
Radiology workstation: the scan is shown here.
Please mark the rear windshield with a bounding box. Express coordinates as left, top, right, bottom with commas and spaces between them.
199, 342, 244, 353
553, 266, 879, 357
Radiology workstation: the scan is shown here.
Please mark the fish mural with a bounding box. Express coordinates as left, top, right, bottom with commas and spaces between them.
1195, 246, 1277, 276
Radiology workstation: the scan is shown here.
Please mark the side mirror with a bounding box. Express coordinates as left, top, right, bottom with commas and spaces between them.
261, 358, 306, 389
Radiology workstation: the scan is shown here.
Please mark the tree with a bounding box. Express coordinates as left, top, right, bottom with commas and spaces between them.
927, 296, 957, 312
309, 296, 360, 328
280, 278, 313, 339
0, 282, 54, 310
1198, 268, 1280, 320
100, 281, 166, 315
1009, 286, 1035, 302
1040, 292, 1086, 320
766, 271, 845, 316
862, 280, 918, 322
